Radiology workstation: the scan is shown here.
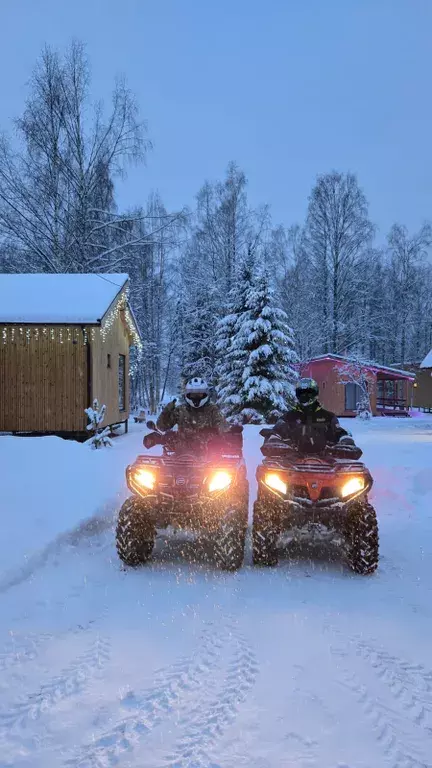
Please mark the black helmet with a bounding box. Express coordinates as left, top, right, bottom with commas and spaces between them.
296, 377, 319, 407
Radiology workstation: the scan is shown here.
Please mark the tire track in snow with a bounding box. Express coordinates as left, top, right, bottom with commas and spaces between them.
163, 620, 258, 768
0, 594, 109, 683
65, 624, 227, 768
0, 632, 53, 676
336, 661, 430, 768
352, 637, 432, 734
0, 634, 111, 731
326, 619, 432, 735
325, 623, 431, 768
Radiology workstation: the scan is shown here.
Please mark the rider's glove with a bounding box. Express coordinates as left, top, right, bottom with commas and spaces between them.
143, 433, 158, 449
338, 436, 356, 447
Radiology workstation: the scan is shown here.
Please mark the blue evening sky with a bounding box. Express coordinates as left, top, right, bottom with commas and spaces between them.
1, 0, 431, 239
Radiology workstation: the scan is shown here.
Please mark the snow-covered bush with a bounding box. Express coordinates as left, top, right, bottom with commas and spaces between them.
356, 396, 372, 420
85, 399, 113, 449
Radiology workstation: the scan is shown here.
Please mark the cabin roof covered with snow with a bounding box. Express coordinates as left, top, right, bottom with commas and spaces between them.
0, 273, 130, 324
303, 354, 416, 380
420, 349, 432, 369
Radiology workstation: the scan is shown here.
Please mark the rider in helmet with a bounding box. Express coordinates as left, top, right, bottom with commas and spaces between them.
270, 377, 355, 454
156, 377, 226, 439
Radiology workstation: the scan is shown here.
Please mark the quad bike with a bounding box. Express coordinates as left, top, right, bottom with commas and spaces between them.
116, 422, 248, 571
252, 431, 379, 575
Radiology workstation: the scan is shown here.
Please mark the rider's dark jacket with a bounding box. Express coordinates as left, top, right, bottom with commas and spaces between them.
271, 402, 348, 454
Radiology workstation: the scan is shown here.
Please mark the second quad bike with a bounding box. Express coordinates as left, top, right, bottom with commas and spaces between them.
253, 432, 379, 574
116, 422, 248, 571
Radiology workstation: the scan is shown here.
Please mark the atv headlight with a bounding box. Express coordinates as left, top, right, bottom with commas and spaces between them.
134, 469, 156, 491
341, 476, 365, 498
208, 471, 232, 493
264, 472, 287, 496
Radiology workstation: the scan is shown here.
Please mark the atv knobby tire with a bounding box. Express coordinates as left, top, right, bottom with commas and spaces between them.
252, 501, 278, 566
345, 502, 379, 575
213, 507, 247, 571
116, 498, 155, 567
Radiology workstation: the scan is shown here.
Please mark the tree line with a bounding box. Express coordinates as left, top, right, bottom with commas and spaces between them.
1, 42, 431, 416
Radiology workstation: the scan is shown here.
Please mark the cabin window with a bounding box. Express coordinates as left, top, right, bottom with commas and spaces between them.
345, 383, 361, 411
118, 354, 126, 411
107, 354, 111, 369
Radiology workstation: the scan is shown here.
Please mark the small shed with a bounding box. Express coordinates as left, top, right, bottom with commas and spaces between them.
300, 354, 415, 417
414, 350, 432, 411
0, 273, 142, 437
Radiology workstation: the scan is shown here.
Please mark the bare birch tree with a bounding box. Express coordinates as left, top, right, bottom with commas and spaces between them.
0, 41, 151, 273
304, 172, 374, 354
386, 223, 432, 363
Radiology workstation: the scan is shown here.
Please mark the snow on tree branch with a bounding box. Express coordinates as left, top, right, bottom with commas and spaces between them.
85, 399, 113, 448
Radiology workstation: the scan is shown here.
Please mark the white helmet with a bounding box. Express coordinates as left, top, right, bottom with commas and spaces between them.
185, 377, 210, 408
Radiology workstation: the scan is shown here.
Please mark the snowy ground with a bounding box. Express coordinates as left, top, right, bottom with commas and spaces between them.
1, 416, 432, 768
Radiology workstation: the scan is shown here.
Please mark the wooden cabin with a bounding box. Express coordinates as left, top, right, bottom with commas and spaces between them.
300, 354, 415, 417
0, 273, 141, 438
414, 350, 432, 411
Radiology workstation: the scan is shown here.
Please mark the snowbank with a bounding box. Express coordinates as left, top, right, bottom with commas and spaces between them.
0, 427, 145, 584
2, 414, 432, 589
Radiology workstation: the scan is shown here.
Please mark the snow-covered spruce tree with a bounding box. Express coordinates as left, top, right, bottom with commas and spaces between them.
215, 254, 257, 418
231, 271, 298, 424
180, 287, 220, 386
85, 400, 113, 448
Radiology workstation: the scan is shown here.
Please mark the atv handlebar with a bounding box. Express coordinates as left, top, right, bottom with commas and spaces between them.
260, 436, 362, 461
143, 423, 243, 450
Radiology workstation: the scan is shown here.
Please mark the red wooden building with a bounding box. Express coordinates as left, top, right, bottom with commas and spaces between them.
299, 355, 415, 417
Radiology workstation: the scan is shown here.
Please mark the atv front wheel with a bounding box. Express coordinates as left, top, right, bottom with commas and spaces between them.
345, 502, 379, 575
252, 502, 278, 566
213, 507, 247, 571
116, 498, 155, 567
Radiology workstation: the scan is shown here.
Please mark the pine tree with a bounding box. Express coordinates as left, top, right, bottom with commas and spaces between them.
235, 271, 298, 423
181, 286, 219, 385
215, 254, 256, 417
85, 400, 113, 449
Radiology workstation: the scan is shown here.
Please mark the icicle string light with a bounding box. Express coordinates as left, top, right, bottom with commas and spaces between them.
0, 292, 142, 350
99, 290, 142, 351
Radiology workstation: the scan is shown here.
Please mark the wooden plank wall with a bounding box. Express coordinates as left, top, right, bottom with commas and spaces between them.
300, 361, 346, 414
414, 370, 432, 408
89, 309, 130, 426
0, 326, 88, 432
301, 360, 379, 416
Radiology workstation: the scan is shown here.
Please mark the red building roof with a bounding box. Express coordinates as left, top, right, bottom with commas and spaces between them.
301, 354, 415, 381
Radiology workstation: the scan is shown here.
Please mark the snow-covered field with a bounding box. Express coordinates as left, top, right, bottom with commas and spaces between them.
1, 416, 432, 768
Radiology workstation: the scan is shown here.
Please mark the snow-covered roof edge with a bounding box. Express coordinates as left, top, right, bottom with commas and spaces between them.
95, 274, 129, 323
420, 349, 432, 369
301, 354, 416, 380
0, 273, 130, 325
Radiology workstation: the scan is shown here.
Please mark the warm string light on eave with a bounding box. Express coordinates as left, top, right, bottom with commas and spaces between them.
0, 291, 143, 352
99, 291, 143, 352
1, 325, 84, 344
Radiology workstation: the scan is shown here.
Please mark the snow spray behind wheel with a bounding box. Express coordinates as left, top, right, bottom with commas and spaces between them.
253, 429, 379, 574
116, 421, 249, 571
